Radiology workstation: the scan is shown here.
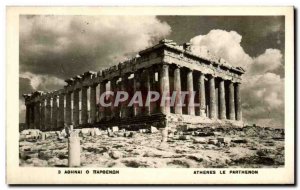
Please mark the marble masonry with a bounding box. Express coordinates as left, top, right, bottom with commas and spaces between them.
23, 39, 245, 131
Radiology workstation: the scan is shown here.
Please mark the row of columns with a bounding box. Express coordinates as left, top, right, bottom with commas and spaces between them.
159, 64, 242, 121
24, 63, 242, 130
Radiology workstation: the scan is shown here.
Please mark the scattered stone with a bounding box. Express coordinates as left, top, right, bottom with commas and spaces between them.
217, 137, 224, 143
208, 139, 218, 145
179, 135, 191, 140
108, 131, 115, 137
195, 132, 214, 137
231, 139, 248, 144
150, 126, 158, 133
128, 132, 135, 138
81, 128, 90, 135
160, 128, 168, 142
109, 151, 122, 159
192, 137, 207, 144
112, 126, 119, 132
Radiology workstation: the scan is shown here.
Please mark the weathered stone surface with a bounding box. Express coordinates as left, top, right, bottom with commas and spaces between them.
109, 151, 123, 160
208, 139, 218, 145
231, 139, 247, 144
192, 137, 207, 144
19, 126, 284, 168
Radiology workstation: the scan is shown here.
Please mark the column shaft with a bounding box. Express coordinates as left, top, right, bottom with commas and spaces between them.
133, 72, 141, 116
187, 70, 195, 115
81, 86, 88, 124
198, 73, 206, 117
209, 76, 217, 119
52, 96, 58, 130
65, 92, 72, 125
58, 94, 65, 129
228, 82, 235, 120
30, 104, 35, 129
174, 67, 182, 114
34, 101, 40, 129
235, 83, 242, 121
25, 104, 30, 128
99, 82, 106, 121
219, 80, 226, 120
110, 79, 117, 118
73, 90, 79, 127
40, 100, 45, 130
45, 98, 51, 130
144, 69, 151, 116
120, 75, 128, 118
159, 64, 170, 114
90, 84, 97, 123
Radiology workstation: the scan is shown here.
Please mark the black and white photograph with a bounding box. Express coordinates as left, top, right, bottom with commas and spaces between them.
6, 6, 294, 184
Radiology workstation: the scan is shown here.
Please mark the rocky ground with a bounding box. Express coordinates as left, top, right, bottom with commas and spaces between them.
19, 125, 284, 168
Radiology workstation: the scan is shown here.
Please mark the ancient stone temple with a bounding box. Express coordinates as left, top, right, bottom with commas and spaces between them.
22, 39, 245, 131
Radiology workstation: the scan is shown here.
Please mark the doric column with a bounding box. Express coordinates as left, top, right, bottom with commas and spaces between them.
81, 86, 88, 124
34, 101, 40, 129
235, 83, 242, 121
209, 75, 217, 119
58, 93, 65, 129
73, 89, 79, 127
90, 84, 97, 124
133, 72, 141, 116
45, 97, 51, 130
52, 95, 58, 130
142, 68, 151, 115
219, 79, 226, 120
65, 92, 72, 125
40, 100, 45, 130
159, 64, 170, 114
174, 66, 182, 114
187, 69, 195, 115
120, 75, 129, 118
110, 78, 118, 118
29, 103, 35, 129
25, 103, 30, 129
198, 73, 206, 117
228, 82, 235, 120
99, 81, 106, 121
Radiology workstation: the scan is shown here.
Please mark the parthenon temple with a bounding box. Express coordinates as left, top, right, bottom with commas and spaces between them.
22, 39, 245, 131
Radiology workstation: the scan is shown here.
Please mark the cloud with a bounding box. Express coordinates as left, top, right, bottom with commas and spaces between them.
20, 15, 171, 79
20, 72, 66, 92
190, 29, 284, 128
190, 30, 253, 68
19, 15, 171, 123
249, 49, 283, 75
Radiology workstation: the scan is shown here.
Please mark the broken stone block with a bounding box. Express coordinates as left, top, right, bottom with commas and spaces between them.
109, 151, 122, 160
150, 126, 158, 133
108, 131, 114, 137
94, 128, 101, 136
231, 139, 247, 144
89, 129, 96, 136
179, 135, 191, 140
208, 139, 218, 145
112, 126, 119, 132
68, 132, 81, 167
39, 133, 46, 141
160, 128, 168, 142
217, 137, 224, 143
193, 137, 207, 144
128, 132, 135, 138
81, 128, 90, 135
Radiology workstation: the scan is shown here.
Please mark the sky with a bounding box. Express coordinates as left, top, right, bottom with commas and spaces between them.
19, 15, 285, 128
